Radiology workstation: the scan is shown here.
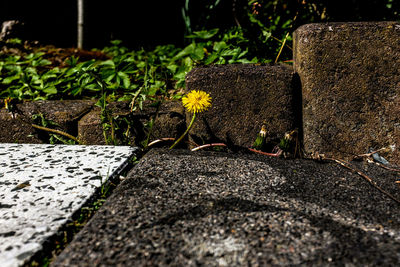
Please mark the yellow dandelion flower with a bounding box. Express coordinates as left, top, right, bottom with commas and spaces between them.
182, 90, 212, 114
170, 90, 212, 149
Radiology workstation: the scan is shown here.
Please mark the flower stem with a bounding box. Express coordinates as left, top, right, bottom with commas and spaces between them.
170, 113, 196, 149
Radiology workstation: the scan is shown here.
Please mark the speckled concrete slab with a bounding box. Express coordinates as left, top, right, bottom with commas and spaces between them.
0, 143, 137, 267
54, 149, 400, 266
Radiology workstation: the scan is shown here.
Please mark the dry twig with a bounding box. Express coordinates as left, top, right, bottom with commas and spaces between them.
321, 156, 400, 204
31, 124, 81, 144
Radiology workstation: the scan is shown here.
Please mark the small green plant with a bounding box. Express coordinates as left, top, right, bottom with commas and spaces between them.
31, 113, 78, 144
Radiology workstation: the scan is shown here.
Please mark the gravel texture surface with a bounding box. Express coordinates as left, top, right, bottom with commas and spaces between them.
53, 149, 400, 266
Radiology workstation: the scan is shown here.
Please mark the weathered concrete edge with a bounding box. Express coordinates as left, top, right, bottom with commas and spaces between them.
52, 148, 400, 266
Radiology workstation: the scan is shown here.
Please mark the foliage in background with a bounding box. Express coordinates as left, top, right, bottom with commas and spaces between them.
183, 0, 400, 63
0, 29, 256, 104
2, 0, 400, 104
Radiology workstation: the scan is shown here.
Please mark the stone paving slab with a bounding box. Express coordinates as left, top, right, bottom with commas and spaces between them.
54, 149, 400, 266
0, 144, 137, 267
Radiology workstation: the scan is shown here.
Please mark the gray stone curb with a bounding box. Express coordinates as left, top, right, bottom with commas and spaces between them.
53, 148, 400, 266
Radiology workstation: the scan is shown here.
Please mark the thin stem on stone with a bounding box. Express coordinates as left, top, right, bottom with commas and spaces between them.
170, 113, 196, 149
31, 124, 81, 144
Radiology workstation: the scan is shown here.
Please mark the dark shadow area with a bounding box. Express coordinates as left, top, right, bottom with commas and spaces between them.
291, 72, 304, 149
137, 195, 397, 265
0, 0, 185, 49
2, 0, 400, 49
0, 0, 77, 47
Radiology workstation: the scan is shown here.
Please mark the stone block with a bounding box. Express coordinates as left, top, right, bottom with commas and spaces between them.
294, 22, 400, 163
185, 64, 299, 149
0, 109, 41, 143
146, 101, 186, 141
78, 101, 132, 145
78, 101, 186, 146
77, 108, 105, 145
0, 100, 93, 144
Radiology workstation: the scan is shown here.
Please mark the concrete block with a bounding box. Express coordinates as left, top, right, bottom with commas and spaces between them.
0, 100, 93, 144
78, 101, 186, 146
77, 108, 105, 145
53, 149, 400, 266
0, 109, 42, 143
151, 101, 186, 141
78, 102, 132, 145
185, 64, 299, 150
294, 22, 400, 163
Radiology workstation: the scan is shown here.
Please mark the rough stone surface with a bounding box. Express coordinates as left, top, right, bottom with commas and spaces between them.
0, 99, 184, 146
150, 101, 186, 141
0, 100, 93, 144
294, 22, 400, 163
0, 109, 41, 144
78, 101, 186, 146
185, 64, 299, 150
77, 101, 132, 146
77, 108, 105, 145
54, 149, 400, 266
0, 144, 137, 267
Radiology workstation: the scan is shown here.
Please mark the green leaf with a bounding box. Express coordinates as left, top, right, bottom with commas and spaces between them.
185, 28, 219, 39
173, 71, 186, 81
118, 71, 131, 88
43, 86, 57, 95
262, 30, 272, 43
172, 43, 195, 60
99, 60, 115, 68
37, 59, 52, 66
204, 53, 219, 64
117, 93, 134, 101
2, 75, 20, 84
42, 68, 60, 80
65, 66, 80, 77
4, 64, 22, 73
213, 41, 227, 52
85, 83, 101, 91
101, 69, 117, 82
110, 40, 122, 46
136, 61, 146, 68
148, 80, 165, 96
24, 53, 40, 60
221, 47, 241, 57
65, 56, 78, 66
5, 55, 21, 62
191, 46, 205, 61
167, 64, 178, 74
6, 38, 22, 45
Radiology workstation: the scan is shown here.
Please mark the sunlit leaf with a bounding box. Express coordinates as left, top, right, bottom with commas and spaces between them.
185, 28, 219, 39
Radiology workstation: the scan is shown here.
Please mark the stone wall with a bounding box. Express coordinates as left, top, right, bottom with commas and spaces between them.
2, 21, 400, 165
0, 100, 185, 146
